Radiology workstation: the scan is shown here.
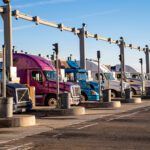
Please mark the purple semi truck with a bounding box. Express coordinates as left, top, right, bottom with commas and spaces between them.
13, 53, 81, 106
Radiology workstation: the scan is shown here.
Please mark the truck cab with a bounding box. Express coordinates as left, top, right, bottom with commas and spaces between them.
0, 63, 32, 113
13, 53, 81, 106
115, 72, 142, 95
64, 60, 100, 102
85, 60, 130, 98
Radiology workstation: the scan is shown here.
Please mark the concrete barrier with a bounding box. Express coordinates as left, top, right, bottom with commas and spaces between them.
129, 97, 142, 104
100, 101, 121, 108
0, 115, 36, 127
79, 101, 121, 108
31, 106, 85, 117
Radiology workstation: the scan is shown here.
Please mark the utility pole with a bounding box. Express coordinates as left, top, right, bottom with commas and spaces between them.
52, 43, 60, 108
78, 23, 86, 69
139, 58, 144, 95
97, 50, 101, 99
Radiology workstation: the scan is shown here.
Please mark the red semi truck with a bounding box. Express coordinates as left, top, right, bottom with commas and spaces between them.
13, 53, 81, 106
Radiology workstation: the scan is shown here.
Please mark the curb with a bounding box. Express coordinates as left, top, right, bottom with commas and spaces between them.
31, 107, 85, 117
79, 101, 121, 108
0, 115, 36, 128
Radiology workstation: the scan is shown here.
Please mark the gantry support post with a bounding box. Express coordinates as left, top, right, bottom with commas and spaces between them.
119, 37, 125, 97
1, 3, 13, 81
78, 23, 86, 69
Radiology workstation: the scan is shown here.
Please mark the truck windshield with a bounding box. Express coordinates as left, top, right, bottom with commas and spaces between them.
44, 71, 57, 80
131, 73, 146, 81
76, 72, 87, 81
104, 73, 115, 80
125, 72, 132, 79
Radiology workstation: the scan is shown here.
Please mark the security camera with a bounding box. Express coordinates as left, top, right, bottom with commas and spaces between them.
3, 0, 10, 4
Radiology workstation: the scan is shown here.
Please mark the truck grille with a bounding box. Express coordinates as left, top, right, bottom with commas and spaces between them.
72, 86, 81, 97
16, 88, 30, 102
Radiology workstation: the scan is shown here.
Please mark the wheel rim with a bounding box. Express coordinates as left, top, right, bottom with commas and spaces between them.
80, 95, 86, 102
48, 98, 57, 106
111, 92, 116, 98
131, 89, 135, 96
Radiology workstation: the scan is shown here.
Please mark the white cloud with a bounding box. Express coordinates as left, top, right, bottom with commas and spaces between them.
13, 0, 75, 9
79, 9, 120, 19
59, 9, 120, 22
0, 25, 35, 32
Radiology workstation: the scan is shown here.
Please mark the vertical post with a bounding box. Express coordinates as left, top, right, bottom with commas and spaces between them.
1, 3, 13, 81
52, 43, 60, 108
70, 54, 72, 60
145, 45, 150, 79
97, 51, 101, 99
2, 45, 6, 97
119, 37, 125, 97
56, 53, 59, 107
78, 23, 86, 69
139, 58, 144, 95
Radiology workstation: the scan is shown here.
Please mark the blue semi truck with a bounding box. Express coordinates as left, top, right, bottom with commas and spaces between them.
64, 60, 100, 102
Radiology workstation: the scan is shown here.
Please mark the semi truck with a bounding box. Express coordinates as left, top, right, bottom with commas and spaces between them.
60, 60, 100, 102
114, 72, 142, 95
13, 53, 81, 106
0, 63, 32, 113
111, 64, 150, 95
111, 65, 146, 95
84, 60, 130, 98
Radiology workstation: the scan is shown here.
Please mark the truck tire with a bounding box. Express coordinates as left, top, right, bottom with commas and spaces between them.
45, 95, 57, 107
111, 90, 117, 98
131, 88, 136, 96
80, 93, 87, 102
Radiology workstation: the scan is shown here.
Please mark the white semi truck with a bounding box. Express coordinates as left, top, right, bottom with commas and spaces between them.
111, 65, 150, 95
78, 60, 130, 98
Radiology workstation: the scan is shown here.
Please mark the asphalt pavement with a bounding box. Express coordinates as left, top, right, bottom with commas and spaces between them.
0, 101, 150, 150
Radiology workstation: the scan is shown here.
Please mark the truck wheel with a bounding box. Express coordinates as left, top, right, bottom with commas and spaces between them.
80, 93, 87, 102
131, 88, 136, 95
111, 91, 117, 98
45, 95, 57, 107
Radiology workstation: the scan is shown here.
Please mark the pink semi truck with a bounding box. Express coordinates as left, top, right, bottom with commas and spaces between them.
13, 53, 81, 106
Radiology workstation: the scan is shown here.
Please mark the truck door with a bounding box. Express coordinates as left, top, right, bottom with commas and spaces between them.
29, 70, 44, 93
29, 70, 45, 104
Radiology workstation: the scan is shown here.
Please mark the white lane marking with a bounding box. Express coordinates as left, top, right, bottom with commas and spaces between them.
144, 108, 149, 111
7, 142, 33, 150
0, 137, 25, 145
106, 111, 141, 122
52, 133, 62, 138
77, 123, 98, 130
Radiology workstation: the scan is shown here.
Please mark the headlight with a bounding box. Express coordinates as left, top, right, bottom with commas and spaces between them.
91, 90, 97, 95
124, 83, 130, 89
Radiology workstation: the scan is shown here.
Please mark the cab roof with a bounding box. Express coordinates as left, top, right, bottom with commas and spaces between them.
13, 53, 56, 71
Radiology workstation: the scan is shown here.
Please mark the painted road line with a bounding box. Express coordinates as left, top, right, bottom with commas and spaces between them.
7, 142, 33, 150
52, 133, 62, 138
0, 137, 25, 145
106, 111, 141, 122
144, 108, 150, 111
77, 123, 98, 130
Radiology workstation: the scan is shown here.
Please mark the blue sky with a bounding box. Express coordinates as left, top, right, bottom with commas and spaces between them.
0, 0, 150, 72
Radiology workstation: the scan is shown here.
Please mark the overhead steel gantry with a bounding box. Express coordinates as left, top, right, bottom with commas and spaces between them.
11, 10, 150, 74
0, 2, 150, 80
